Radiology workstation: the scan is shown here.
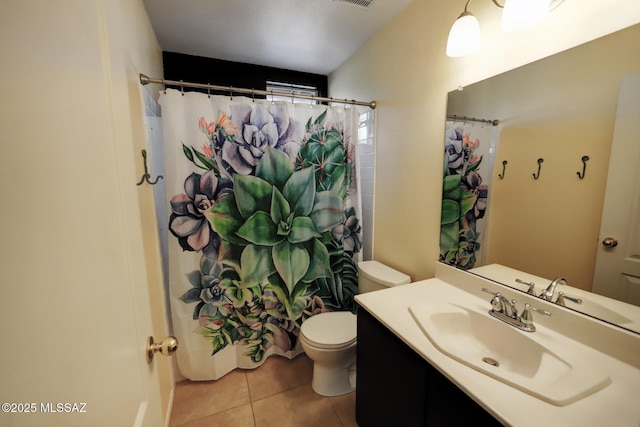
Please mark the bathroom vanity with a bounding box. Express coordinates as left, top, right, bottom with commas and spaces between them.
354, 263, 640, 426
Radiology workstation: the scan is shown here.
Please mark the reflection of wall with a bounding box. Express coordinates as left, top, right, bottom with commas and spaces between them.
329, 0, 640, 281
447, 25, 640, 290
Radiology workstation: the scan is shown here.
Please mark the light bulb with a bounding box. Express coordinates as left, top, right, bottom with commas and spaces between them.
446, 12, 481, 57
502, 0, 549, 32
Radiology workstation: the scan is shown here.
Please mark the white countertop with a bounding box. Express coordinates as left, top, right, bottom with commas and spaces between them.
354, 263, 640, 427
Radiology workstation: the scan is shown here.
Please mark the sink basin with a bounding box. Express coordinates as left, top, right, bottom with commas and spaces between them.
409, 300, 611, 406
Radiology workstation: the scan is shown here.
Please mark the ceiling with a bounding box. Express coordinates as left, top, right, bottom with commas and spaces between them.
142, 0, 415, 76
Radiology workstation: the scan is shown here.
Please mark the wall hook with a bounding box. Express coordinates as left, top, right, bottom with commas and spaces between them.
577, 155, 589, 179
136, 149, 163, 186
498, 160, 508, 179
532, 158, 544, 180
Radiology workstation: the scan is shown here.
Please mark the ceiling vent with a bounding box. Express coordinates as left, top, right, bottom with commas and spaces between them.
334, 0, 374, 8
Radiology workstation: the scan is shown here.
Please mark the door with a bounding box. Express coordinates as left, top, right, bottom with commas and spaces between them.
592, 72, 640, 305
0, 1, 165, 426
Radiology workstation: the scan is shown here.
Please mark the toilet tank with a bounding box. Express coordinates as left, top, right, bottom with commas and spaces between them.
357, 261, 411, 293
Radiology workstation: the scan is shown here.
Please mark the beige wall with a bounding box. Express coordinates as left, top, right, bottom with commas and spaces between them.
329, 0, 640, 281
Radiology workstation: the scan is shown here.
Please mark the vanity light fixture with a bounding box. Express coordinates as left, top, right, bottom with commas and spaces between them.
446, 0, 565, 57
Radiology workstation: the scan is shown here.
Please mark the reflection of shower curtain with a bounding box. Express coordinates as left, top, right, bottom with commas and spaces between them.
160, 89, 362, 380
441, 120, 496, 269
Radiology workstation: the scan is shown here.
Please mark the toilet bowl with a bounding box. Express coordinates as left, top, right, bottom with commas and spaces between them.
300, 311, 357, 396
300, 261, 410, 396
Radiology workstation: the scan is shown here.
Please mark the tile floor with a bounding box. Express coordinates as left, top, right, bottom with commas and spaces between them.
169, 354, 358, 427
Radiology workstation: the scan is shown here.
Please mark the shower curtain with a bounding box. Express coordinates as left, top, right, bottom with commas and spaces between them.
160, 89, 362, 380
440, 120, 496, 270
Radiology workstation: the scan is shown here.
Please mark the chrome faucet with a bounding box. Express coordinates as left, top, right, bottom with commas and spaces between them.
539, 277, 567, 301
482, 288, 551, 332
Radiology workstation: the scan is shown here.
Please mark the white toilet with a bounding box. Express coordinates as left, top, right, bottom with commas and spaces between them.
300, 261, 411, 396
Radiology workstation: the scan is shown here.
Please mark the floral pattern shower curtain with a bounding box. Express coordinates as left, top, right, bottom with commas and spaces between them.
440, 120, 496, 269
160, 89, 362, 380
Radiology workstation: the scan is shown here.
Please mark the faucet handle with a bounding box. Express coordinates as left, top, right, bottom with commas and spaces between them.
481, 287, 498, 296
555, 292, 583, 307
521, 303, 551, 326
515, 278, 536, 295
481, 288, 506, 312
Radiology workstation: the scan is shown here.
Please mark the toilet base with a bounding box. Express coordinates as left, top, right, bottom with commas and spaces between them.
310, 360, 356, 397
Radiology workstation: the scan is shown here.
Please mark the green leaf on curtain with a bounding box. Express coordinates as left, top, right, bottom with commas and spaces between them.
283, 167, 315, 216
323, 164, 348, 196
440, 222, 460, 252
218, 241, 242, 271
302, 238, 332, 283
313, 110, 327, 126
443, 175, 462, 200
460, 190, 478, 216
310, 191, 343, 232
323, 129, 343, 152
270, 187, 291, 226
234, 174, 273, 219
441, 199, 460, 225
255, 147, 294, 191
179, 287, 201, 304
193, 149, 217, 171
186, 270, 202, 287
288, 217, 321, 244
240, 245, 275, 288
182, 143, 195, 162
272, 240, 310, 293
206, 195, 247, 245
267, 275, 309, 320
236, 211, 280, 246
467, 155, 483, 173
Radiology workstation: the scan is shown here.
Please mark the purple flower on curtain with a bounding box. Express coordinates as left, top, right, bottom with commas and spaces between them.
462, 171, 488, 222
180, 264, 233, 322
445, 126, 465, 172
169, 170, 233, 258
331, 207, 362, 254
221, 103, 301, 175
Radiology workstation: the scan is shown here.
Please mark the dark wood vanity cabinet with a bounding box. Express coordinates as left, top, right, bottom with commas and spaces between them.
355, 307, 503, 427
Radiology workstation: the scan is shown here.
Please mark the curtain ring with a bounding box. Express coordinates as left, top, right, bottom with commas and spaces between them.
271, 90, 274, 104
180, 80, 184, 96
207, 84, 211, 98
229, 86, 233, 100
252, 89, 255, 103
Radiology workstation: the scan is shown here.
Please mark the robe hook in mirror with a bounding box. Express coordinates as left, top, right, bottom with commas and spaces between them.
136, 149, 163, 186
498, 160, 508, 179
577, 155, 589, 179
532, 158, 544, 180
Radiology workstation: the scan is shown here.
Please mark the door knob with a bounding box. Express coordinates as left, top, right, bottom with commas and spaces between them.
602, 237, 618, 248
146, 336, 178, 363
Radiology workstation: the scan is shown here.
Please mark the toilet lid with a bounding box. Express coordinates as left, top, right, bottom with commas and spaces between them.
300, 311, 357, 349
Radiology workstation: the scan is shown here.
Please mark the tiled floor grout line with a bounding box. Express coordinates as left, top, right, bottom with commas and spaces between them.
245, 370, 258, 427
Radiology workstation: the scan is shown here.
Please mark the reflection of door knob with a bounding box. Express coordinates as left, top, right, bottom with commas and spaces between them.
146, 336, 178, 363
602, 237, 618, 248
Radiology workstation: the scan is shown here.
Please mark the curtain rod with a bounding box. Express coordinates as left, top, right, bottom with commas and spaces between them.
139, 74, 376, 109
447, 114, 499, 126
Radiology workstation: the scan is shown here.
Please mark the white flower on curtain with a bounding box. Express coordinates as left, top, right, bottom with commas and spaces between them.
161, 89, 362, 379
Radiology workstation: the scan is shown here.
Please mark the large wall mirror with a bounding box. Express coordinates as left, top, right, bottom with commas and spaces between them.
443, 23, 640, 334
